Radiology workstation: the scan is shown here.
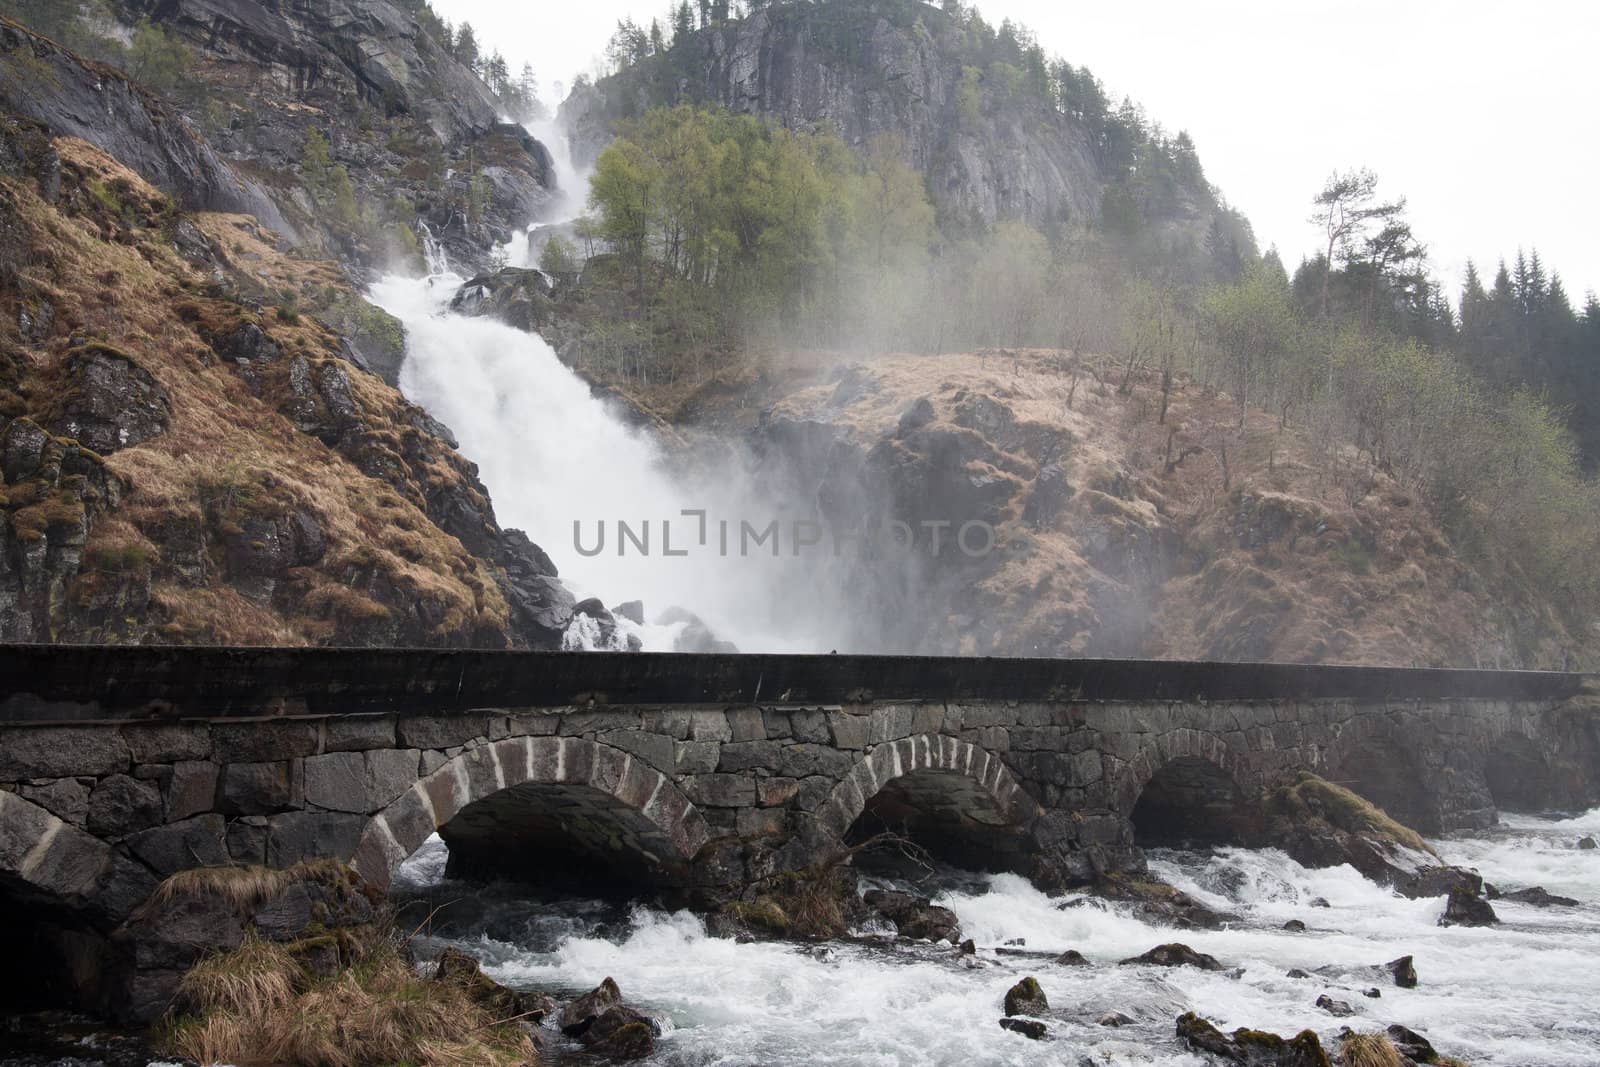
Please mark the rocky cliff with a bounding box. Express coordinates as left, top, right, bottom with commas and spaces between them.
106, 0, 556, 273
0, 23, 574, 647
562, 0, 1218, 242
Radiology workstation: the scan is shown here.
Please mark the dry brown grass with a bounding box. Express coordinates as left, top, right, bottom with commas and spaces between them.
1338, 1031, 1405, 1067
147, 859, 352, 916
164, 934, 536, 1067
1, 137, 517, 647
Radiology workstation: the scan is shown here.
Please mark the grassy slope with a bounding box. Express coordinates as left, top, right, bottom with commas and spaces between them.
0, 135, 512, 645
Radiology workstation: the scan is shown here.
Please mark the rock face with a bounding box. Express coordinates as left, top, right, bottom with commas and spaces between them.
562, 4, 1220, 242
0, 17, 292, 235
1438, 885, 1499, 926
107, 0, 554, 271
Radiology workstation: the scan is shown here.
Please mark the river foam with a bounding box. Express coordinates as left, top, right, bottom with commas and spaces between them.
399, 810, 1600, 1066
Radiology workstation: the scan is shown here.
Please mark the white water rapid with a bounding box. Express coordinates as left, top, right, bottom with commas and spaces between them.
396, 809, 1600, 1066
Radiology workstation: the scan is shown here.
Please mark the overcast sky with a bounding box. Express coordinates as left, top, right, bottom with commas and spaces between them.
436, 0, 1600, 301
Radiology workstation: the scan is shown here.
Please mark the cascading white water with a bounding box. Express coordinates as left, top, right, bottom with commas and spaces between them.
372, 120, 866, 652
397, 809, 1600, 1066
370, 271, 835, 652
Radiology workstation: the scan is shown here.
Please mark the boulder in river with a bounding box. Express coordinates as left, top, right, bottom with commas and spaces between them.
1577, 836, 1596, 850
1498, 886, 1579, 907
862, 889, 961, 943
1386, 955, 1418, 988
1314, 994, 1355, 1017
1175, 1012, 1332, 1066
1282, 919, 1307, 932
1054, 949, 1090, 966
560, 976, 624, 1035
999, 1017, 1047, 1040
1002, 976, 1049, 1017
1097, 1011, 1134, 1027
1384, 1024, 1438, 1063
1438, 886, 1499, 926
1119, 942, 1224, 971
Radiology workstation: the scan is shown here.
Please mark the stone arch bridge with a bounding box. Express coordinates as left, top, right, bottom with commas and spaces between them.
0, 646, 1594, 1007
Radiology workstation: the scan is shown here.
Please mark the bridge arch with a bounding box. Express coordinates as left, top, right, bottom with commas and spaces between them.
1129, 755, 1263, 848
352, 737, 710, 891
1484, 731, 1556, 813
820, 735, 1042, 871
0, 792, 156, 1009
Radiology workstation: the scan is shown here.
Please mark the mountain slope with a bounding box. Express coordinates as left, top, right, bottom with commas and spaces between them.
0, 23, 574, 646
562, 0, 1242, 254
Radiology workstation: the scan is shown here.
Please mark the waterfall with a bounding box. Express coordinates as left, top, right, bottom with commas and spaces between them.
417, 219, 450, 276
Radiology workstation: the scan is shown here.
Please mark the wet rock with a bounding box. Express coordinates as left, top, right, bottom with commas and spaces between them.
1438, 886, 1498, 926
1498, 886, 1579, 907
1175, 1013, 1332, 1066
561, 976, 624, 1036
1362, 988, 1381, 999
612, 599, 645, 625
1002, 976, 1048, 1017
1054, 949, 1089, 966
1282, 919, 1307, 932
1090, 874, 1233, 928
959, 939, 976, 955
1578, 836, 1597, 850
1286, 968, 1311, 979
862, 889, 960, 943
1119, 943, 1223, 971
1386, 955, 1418, 988
1314, 995, 1354, 1017
1309, 897, 1330, 908
1097, 1011, 1134, 1027
999, 1017, 1047, 1040
1385, 1024, 1438, 1063
582, 1005, 658, 1059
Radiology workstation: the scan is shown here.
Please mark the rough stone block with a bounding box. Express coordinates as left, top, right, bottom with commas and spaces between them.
789, 710, 830, 745
762, 709, 793, 740
397, 715, 483, 750
507, 712, 561, 737
598, 729, 674, 773
19, 777, 91, 826
165, 761, 219, 822
325, 716, 395, 752
226, 816, 269, 864
87, 774, 164, 838
303, 751, 366, 813
717, 740, 781, 773
212, 721, 320, 762
688, 711, 732, 743
126, 814, 229, 876
674, 740, 720, 775
559, 710, 643, 736
682, 774, 756, 808
757, 777, 802, 807
727, 707, 766, 742
736, 807, 786, 836
218, 761, 297, 815
121, 724, 211, 763
780, 743, 856, 780
827, 713, 869, 750
264, 811, 365, 867
0, 727, 129, 779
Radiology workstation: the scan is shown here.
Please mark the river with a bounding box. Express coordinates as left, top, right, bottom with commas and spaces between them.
392, 808, 1600, 1066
